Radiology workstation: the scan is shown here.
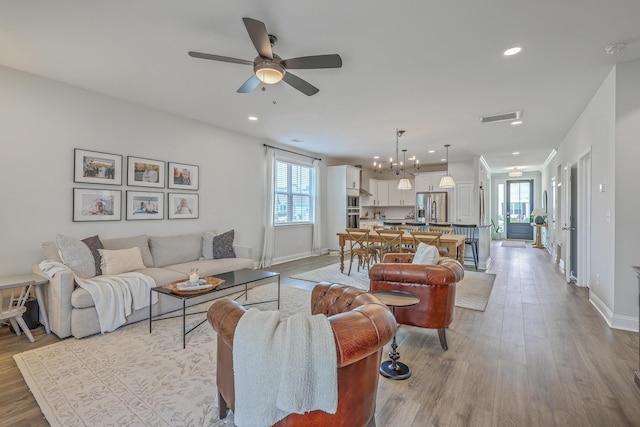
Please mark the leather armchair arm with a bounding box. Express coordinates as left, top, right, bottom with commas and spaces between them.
207, 298, 247, 347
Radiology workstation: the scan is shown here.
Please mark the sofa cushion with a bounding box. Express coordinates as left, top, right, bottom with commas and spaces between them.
149, 233, 203, 268
202, 230, 218, 260
42, 241, 63, 262
212, 229, 236, 259
135, 267, 186, 287
164, 258, 254, 278
100, 247, 146, 275
55, 234, 96, 279
71, 287, 95, 309
82, 235, 104, 276
102, 235, 154, 267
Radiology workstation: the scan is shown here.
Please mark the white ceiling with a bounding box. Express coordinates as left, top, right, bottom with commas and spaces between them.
2, 1, 639, 173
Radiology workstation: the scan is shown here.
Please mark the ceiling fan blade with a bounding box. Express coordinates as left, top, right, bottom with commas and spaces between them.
237, 75, 261, 93
282, 72, 319, 96
242, 17, 273, 59
281, 54, 343, 69
188, 51, 253, 66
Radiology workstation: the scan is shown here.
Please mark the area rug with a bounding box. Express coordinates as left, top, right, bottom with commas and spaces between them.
291, 263, 495, 311
13, 284, 310, 427
501, 240, 527, 248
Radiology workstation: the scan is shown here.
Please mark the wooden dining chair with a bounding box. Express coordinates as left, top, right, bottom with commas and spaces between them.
375, 229, 405, 259
397, 225, 422, 252
410, 231, 449, 258
345, 228, 375, 275
428, 226, 454, 235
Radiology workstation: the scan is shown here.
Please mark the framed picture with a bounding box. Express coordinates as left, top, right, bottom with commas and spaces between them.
126, 191, 164, 220
73, 188, 122, 222
74, 149, 122, 185
168, 193, 199, 219
168, 162, 199, 190
127, 156, 165, 188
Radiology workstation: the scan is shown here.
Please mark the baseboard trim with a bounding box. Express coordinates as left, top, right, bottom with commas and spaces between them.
589, 291, 640, 332
272, 251, 314, 265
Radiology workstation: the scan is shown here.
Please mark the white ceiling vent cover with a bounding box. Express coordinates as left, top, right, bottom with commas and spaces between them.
479, 110, 522, 124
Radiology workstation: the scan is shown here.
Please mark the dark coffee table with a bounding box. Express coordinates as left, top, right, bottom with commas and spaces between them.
150, 268, 280, 348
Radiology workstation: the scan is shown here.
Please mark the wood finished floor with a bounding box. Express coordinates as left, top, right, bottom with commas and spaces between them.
1, 242, 638, 427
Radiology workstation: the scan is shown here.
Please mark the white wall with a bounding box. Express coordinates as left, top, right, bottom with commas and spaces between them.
0, 65, 321, 274
544, 62, 639, 331
614, 58, 640, 326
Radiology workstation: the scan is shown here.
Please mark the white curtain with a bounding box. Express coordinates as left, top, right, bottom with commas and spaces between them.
260, 147, 276, 268
311, 159, 322, 255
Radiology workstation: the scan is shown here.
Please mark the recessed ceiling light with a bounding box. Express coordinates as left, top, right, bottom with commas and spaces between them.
504, 46, 522, 56
373, 156, 380, 159
441, 158, 446, 162
511, 120, 523, 125
512, 151, 520, 155
248, 115, 258, 121
428, 150, 435, 153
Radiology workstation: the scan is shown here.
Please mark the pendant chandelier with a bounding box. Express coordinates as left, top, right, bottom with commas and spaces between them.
439, 144, 456, 189
398, 149, 412, 190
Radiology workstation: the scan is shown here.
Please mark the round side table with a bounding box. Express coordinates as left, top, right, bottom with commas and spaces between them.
372, 289, 420, 380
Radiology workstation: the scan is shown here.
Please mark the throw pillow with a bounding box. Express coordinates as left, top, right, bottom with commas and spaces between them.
202, 230, 218, 260
412, 243, 439, 265
99, 247, 146, 275
55, 234, 97, 279
212, 229, 236, 259
82, 235, 104, 276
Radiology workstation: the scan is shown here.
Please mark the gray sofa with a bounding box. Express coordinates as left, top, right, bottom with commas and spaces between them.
35, 231, 256, 339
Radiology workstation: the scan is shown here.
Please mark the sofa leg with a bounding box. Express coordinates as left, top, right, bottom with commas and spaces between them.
438, 328, 448, 351
219, 391, 228, 420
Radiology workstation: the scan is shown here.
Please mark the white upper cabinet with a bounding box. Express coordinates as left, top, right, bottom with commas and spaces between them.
346, 166, 360, 190
415, 171, 446, 192
363, 179, 414, 206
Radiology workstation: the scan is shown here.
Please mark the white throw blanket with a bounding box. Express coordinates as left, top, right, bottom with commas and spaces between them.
39, 260, 157, 334
233, 308, 338, 427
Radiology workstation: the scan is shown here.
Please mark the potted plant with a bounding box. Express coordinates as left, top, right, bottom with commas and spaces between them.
491, 219, 503, 240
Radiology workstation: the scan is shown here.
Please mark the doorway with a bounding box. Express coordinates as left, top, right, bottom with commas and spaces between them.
506, 179, 534, 240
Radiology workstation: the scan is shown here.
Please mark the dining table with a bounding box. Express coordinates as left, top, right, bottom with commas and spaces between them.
336, 232, 466, 273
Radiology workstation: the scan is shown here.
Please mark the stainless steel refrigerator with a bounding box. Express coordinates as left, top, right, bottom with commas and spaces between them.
416, 192, 448, 224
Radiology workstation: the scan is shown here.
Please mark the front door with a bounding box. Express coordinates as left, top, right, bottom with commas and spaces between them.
506, 179, 533, 240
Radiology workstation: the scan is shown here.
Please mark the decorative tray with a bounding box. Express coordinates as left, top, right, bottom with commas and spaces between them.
163, 277, 225, 295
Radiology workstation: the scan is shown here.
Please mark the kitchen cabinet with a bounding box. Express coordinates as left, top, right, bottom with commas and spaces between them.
388, 180, 414, 206
415, 171, 446, 192
346, 166, 360, 190
363, 179, 413, 206
327, 165, 361, 251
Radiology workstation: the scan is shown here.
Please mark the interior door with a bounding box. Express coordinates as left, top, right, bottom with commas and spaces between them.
506, 179, 533, 240
454, 181, 474, 223
562, 165, 577, 283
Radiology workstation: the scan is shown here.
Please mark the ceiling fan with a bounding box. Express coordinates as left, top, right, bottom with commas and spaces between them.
188, 17, 342, 96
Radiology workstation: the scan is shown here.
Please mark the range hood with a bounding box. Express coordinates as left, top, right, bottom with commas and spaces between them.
359, 187, 372, 197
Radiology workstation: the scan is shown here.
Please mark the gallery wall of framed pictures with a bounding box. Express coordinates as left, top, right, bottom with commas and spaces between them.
72, 148, 199, 222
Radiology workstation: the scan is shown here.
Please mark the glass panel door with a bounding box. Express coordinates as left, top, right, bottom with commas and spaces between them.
506, 180, 533, 240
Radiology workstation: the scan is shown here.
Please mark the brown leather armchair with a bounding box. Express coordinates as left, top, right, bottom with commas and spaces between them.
207, 283, 397, 427
369, 253, 464, 350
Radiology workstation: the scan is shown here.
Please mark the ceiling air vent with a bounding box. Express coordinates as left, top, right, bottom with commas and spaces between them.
479, 110, 522, 124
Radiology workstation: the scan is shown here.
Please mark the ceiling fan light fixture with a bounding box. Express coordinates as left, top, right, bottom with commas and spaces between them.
254, 61, 285, 84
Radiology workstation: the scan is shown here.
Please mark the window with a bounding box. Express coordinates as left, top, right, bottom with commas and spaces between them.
274, 160, 313, 224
